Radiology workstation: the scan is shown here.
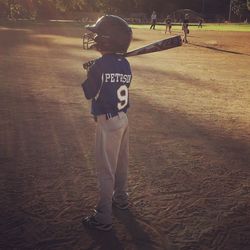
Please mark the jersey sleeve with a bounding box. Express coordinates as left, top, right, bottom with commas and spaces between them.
81, 62, 102, 100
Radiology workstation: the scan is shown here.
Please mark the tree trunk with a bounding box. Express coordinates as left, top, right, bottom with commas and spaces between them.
8, 0, 12, 19
229, 0, 233, 21
202, 0, 205, 13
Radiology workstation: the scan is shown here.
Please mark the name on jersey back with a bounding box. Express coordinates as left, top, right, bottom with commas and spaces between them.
103, 73, 132, 84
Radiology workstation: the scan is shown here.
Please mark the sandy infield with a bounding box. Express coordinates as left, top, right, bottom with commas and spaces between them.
0, 22, 250, 249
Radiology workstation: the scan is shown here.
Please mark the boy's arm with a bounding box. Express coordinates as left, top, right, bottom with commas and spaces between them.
81, 65, 101, 100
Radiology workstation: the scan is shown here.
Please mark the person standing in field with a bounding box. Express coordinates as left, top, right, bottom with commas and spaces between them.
182, 14, 189, 43
198, 18, 203, 28
81, 15, 133, 232
150, 11, 157, 30
165, 15, 172, 34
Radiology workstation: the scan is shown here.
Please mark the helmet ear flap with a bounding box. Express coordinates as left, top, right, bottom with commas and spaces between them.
94, 35, 110, 51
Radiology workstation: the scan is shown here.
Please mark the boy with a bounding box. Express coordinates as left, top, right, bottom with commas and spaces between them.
81, 15, 133, 231
182, 14, 189, 43
150, 11, 157, 30
198, 18, 203, 28
165, 16, 172, 34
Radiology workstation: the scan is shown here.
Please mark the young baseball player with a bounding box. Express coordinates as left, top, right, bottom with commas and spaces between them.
150, 10, 157, 30
182, 14, 189, 43
165, 16, 172, 34
81, 15, 133, 231
198, 18, 203, 28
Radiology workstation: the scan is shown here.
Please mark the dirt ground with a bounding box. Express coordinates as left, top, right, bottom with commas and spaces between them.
0, 21, 250, 250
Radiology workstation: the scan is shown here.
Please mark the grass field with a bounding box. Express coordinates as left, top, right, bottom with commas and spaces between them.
1, 21, 250, 250
1, 19, 250, 32
131, 23, 250, 32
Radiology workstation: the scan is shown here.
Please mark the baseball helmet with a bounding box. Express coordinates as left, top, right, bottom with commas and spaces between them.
85, 15, 132, 53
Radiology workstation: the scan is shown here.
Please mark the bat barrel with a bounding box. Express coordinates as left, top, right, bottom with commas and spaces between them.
125, 35, 182, 57
83, 35, 182, 70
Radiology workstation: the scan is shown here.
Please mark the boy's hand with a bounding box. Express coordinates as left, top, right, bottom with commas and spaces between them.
83, 60, 95, 71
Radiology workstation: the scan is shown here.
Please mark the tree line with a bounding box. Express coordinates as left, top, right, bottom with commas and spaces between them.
0, 0, 249, 21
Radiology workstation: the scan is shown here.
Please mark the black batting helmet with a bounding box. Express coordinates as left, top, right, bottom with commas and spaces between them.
85, 15, 132, 53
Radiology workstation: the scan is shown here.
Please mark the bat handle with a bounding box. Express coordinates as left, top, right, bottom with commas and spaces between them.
83, 60, 96, 71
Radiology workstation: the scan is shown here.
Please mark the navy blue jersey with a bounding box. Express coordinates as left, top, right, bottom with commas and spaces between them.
166, 18, 171, 25
82, 54, 132, 116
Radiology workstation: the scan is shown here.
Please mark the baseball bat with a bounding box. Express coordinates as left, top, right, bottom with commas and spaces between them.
83, 35, 182, 70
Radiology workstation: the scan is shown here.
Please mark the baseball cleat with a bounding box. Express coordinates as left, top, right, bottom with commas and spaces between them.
82, 214, 112, 231
112, 197, 129, 210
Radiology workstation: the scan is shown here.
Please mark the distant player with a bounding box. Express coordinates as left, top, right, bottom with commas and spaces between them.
165, 16, 172, 34
81, 15, 132, 231
150, 10, 157, 30
182, 14, 189, 43
198, 18, 203, 28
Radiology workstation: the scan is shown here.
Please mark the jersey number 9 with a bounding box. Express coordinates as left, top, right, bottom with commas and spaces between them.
117, 85, 128, 110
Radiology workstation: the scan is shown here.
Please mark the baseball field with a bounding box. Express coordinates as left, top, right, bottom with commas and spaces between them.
1, 21, 250, 249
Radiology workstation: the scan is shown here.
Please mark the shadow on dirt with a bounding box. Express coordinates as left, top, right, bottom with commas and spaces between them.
190, 42, 250, 56
0, 20, 84, 38
133, 63, 222, 93
0, 27, 83, 53
83, 227, 124, 250
113, 208, 159, 250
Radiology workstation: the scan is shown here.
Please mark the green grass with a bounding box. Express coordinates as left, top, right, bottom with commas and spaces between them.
1, 20, 249, 32
131, 23, 250, 32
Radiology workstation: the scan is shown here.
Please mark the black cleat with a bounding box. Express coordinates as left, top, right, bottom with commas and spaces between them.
112, 197, 129, 210
82, 214, 112, 232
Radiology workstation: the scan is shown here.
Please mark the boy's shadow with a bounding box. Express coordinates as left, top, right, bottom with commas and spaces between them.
84, 227, 124, 250
113, 208, 156, 250
84, 208, 155, 250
